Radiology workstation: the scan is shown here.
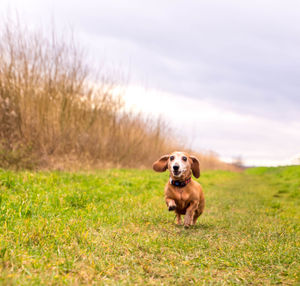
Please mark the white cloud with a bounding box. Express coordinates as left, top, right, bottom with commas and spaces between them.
123, 85, 300, 166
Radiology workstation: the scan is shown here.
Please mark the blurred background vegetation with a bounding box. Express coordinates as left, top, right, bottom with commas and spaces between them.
0, 19, 239, 171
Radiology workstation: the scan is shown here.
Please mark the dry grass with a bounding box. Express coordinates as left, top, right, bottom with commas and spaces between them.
191, 151, 240, 171
0, 19, 239, 171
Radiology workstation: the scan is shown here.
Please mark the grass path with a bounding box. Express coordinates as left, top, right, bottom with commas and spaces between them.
0, 167, 299, 285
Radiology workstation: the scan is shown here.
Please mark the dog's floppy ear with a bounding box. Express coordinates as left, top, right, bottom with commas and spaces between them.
152, 155, 170, 172
190, 156, 200, 178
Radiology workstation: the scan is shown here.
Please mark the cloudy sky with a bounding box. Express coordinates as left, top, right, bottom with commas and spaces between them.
1, 0, 300, 166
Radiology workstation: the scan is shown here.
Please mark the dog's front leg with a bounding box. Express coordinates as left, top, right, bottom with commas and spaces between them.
176, 212, 182, 225
166, 198, 176, 211
184, 201, 198, 228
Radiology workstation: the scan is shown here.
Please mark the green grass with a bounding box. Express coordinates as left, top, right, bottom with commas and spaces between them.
0, 166, 299, 285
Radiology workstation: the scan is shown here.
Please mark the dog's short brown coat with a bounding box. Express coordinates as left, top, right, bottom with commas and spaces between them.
153, 151, 205, 227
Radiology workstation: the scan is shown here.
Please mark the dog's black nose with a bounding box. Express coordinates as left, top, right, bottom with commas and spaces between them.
173, 165, 179, 171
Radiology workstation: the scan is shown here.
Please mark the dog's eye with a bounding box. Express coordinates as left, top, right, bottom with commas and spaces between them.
170, 156, 174, 161
182, 156, 187, 161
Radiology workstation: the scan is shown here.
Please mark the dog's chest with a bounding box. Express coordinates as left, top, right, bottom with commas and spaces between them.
172, 188, 190, 205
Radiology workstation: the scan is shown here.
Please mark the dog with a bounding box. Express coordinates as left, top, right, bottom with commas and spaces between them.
153, 151, 205, 228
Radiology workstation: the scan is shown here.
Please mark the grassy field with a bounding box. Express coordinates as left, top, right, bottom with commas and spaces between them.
0, 166, 299, 285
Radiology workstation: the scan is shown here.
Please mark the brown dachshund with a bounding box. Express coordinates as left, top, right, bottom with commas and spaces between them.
153, 151, 205, 228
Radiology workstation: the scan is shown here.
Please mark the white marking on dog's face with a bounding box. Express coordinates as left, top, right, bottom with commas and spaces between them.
168, 151, 191, 179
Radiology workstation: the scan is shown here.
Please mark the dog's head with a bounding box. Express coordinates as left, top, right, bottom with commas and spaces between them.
152, 151, 200, 180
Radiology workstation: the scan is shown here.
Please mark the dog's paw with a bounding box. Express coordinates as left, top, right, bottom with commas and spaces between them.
168, 205, 176, 211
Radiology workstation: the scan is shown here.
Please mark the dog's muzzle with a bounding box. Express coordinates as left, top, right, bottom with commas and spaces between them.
172, 164, 180, 176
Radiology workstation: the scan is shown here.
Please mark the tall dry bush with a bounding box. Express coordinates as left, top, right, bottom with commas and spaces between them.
0, 20, 176, 169
0, 20, 239, 171
193, 151, 241, 171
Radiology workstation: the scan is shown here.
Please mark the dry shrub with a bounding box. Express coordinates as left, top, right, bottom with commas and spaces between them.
0, 20, 175, 169
192, 151, 241, 172
0, 19, 239, 171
